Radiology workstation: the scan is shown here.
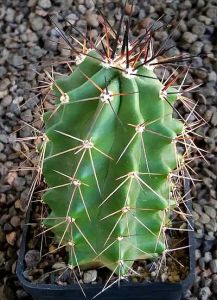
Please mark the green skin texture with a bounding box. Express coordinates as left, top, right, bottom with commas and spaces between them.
42, 51, 183, 275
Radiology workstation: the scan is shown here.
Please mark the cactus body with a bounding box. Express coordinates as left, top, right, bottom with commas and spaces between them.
42, 48, 184, 276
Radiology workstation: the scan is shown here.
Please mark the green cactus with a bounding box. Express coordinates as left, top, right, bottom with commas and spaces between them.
39, 11, 188, 279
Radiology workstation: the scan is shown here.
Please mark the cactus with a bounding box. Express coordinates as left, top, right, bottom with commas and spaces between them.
34, 4, 202, 286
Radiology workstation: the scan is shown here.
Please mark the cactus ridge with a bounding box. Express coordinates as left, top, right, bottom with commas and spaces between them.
32, 6, 203, 285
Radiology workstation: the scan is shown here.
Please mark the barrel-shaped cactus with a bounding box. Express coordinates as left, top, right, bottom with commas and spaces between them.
39, 10, 191, 279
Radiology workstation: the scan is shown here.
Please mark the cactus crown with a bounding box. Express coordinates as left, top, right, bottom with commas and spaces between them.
28, 2, 203, 293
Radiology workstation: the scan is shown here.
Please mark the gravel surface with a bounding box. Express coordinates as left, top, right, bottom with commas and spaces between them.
0, 0, 216, 299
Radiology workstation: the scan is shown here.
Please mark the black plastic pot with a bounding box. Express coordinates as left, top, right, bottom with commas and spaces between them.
17, 184, 195, 300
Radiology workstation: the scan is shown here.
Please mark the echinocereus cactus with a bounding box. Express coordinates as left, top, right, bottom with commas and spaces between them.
32, 3, 202, 290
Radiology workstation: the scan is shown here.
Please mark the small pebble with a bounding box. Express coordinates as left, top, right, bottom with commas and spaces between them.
210, 259, 217, 273
0, 142, 4, 152
78, 4, 86, 14
6, 231, 16, 246
5, 8, 15, 22
182, 32, 198, 43
212, 276, 217, 293
199, 257, 205, 270
38, 0, 51, 9
211, 112, 217, 127
30, 16, 44, 31
16, 289, 29, 299
206, 5, 217, 20
83, 270, 97, 283
195, 249, 201, 260
66, 13, 78, 25
199, 286, 211, 300
204, 205, 216, 219
10, 216, 20, 228
204, 252, 212, 263
192, 22, 206, 37
8, 54, 24, 68
52, 262, 67, 269
200, 213, 210, 224
25, 250, 40, 268
208, 71, 217, 82
86, 12, 99, 27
